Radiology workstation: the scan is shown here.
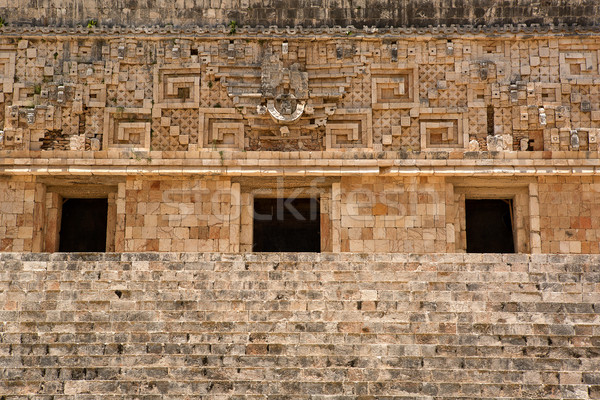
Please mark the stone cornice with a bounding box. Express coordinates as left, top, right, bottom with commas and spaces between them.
1, 23, 599, 39
2, 154, 600, 176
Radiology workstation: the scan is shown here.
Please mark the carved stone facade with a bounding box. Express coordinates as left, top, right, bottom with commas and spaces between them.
1, 26, 600, 255
1, 29, 600, 153
2, 3, 600, 395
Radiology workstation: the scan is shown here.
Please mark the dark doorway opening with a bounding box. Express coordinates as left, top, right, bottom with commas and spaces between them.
466, 199, 515, 253
59, 198, 108, 252
253, 197, 320, 252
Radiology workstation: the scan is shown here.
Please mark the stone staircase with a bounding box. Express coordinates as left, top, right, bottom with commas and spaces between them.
0, 252, 599, 399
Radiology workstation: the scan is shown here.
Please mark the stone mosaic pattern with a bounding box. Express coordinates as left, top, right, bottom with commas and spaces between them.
2, 31, 600, 154
0, 252, 599, 398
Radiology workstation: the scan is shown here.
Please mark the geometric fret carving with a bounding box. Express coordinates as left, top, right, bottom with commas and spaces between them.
371, 66, 419, 109
199, 108, 245, 150
420, 113, 466, 151
12, 83, 36, 107
154, 65, 201, 108
559, 51, 600, 81
85, 84, 107, 108
326, 108, 373, 150
103, 108, 151, 151
0, 52, 15, 94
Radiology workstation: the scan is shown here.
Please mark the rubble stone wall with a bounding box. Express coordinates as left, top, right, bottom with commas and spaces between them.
3, 0, 600, 28
1, 252, 599, 398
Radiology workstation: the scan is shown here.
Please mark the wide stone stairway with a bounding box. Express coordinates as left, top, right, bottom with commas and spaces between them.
0, 253, 599, 399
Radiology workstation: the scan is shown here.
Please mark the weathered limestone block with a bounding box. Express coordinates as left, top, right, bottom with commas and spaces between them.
486, 134, 512, 152
467, 139, 480, 151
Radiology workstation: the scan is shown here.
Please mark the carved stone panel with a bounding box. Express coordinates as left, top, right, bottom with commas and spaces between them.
326, 109, 372, 150
199, 108, 245, 150
559, 51, 600, 81
154, 65, 201, 108
103, 108, 152, 150
420, 113, 466, 151
0, 51, 15, 94
371, 66, 419, 109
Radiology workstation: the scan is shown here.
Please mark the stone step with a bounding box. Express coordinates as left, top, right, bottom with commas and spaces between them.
0, 253, 599, 398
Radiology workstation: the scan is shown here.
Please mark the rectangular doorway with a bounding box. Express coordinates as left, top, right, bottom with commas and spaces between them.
59, 198, 108, 252
253, 197, 321, 252
465, 199, 515, 253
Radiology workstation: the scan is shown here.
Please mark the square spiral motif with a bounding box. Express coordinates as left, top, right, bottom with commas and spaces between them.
103, 107, 151, 150
154, 65, 201, 108
420, 113, 466, 151
199, 108, 245, 150
12, 83, 36, 107
326, 109, 372, 150
371, 67, 419, 109
85, 84, 107, 108
559, 52, 600, 81
0, 52, 15, 93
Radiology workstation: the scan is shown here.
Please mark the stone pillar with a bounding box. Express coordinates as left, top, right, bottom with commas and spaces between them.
445, 183, 455, 253
239, 192, 253, 252
529, 182, 542, 254
456, 192, 466, 253
44, 192, 62, 252
320, 189, 332, 252
115, 182, 126, 252
331, 182, 341, 253
229, 182, 240, 252
515, 192, 530, 253
32, 182, 46, 252
106, 192, 117, 252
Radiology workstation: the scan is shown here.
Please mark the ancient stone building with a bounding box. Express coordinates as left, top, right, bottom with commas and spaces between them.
1, 0, 600, 398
